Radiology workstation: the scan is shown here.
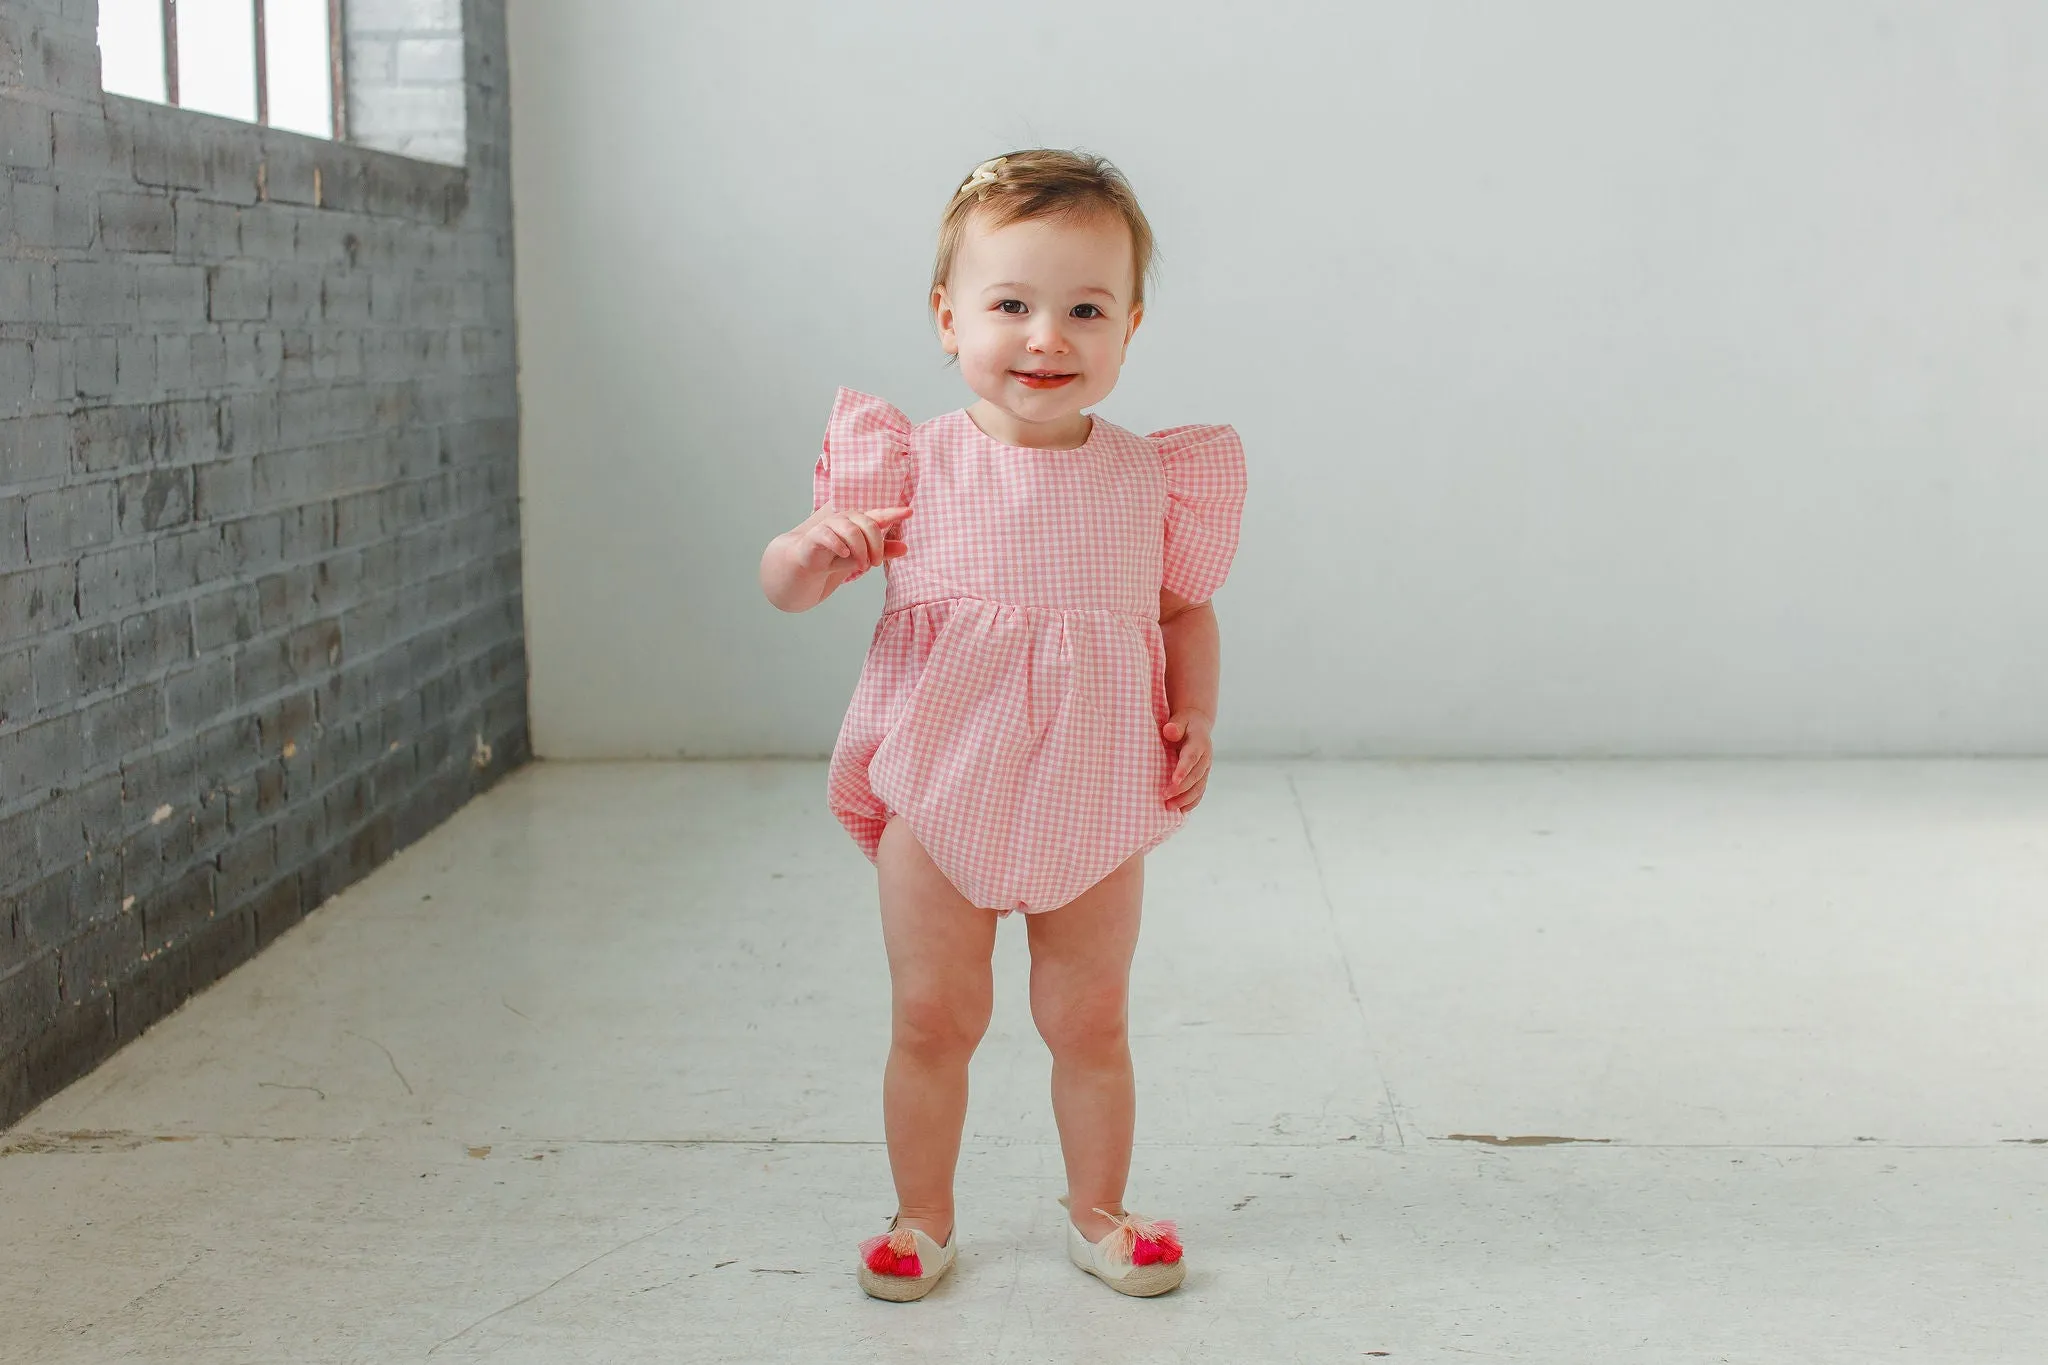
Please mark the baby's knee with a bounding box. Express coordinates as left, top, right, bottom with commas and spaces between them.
893, 987, 992, 1061
1031, 988, 1129, 1062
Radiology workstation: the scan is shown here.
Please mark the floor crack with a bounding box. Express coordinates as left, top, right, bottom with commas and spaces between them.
344, 1032, 414, 1097
426, 1214, 691, 1355
1288, 770, 1405, 1147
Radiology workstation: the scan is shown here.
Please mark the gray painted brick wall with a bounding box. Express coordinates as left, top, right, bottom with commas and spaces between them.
0, 0, 529, 1126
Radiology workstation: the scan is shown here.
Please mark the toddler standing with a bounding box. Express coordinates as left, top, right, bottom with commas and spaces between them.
759, 149, 1247, 1300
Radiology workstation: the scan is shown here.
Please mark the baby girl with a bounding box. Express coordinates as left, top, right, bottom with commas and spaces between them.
759, 149, 1246, 1300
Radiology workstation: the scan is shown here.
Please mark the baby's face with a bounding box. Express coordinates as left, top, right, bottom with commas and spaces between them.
933, 210, 1143, 436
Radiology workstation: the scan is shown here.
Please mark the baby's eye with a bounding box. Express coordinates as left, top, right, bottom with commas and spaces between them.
1072, 304, 1104, 319
997, 299, 1027, 315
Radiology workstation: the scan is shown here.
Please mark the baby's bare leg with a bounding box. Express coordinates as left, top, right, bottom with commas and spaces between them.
1024, 853, 1146, 1242
875, 817, 999, 1245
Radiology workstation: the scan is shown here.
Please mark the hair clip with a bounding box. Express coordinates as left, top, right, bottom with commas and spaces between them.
961, 156, 1006, 194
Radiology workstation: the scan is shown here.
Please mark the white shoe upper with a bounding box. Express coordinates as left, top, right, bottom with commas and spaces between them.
1067, 1216, 1140, 1281
908, 1228, 955, 1275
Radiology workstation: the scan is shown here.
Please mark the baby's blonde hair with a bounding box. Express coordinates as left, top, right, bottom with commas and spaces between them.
932, 149, 1157, 310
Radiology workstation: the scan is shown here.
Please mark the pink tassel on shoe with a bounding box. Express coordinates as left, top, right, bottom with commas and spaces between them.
1131, 1217, 1183, 1266
859, 1226, 923, 1278
1093, 1208, 1184, 1267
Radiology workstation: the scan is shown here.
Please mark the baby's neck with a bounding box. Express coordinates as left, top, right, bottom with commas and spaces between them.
965, 401, 1093, 450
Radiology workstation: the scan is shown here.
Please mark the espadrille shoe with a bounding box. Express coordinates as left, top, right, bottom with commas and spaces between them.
1058, 1194, 1186, 1297
857, 1215, 956, 1302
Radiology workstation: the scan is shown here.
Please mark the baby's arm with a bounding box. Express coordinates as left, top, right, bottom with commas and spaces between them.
1159, 588, 1220, 811
760, 504, 911, 613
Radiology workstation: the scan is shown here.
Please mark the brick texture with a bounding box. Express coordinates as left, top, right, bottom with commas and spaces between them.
0, 0, 528, 1127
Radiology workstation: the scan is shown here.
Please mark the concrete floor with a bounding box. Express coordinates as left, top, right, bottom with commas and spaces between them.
3, 759, 2045, 1364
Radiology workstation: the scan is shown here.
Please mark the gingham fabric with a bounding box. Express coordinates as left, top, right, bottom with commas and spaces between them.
812, 387, 1247, 915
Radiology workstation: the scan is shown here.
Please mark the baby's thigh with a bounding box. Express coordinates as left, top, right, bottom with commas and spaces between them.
1024, 853, 1144, 993
876, 818, 1000, 1025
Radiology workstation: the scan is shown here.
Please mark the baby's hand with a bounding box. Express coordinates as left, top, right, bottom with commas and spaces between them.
799, 505, 912, 576
1161, 710, 1213, 812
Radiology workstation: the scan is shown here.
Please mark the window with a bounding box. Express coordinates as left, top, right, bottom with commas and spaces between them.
98, 0, 344, 141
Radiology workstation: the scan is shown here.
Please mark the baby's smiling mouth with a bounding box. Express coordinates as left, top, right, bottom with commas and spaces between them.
1013, 369, 1078, 387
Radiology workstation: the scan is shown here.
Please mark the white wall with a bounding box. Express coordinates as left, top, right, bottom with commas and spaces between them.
507, 1, 2048, 759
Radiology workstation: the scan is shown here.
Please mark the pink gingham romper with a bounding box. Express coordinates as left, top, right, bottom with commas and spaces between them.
812, 388, 1248, 916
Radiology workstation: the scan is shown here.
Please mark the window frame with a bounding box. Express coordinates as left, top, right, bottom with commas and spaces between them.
147, 0, 348, 140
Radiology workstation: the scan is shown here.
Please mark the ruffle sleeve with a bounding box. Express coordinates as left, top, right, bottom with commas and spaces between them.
812, 388, 913, 581
1151, 423, 1248, 603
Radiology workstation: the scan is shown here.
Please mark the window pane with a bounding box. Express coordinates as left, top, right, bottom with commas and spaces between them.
264, 0, 333, 138
177, 0, 257, 123
99, 0, 168, 103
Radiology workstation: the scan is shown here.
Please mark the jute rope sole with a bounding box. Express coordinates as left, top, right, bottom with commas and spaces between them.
859, 1262, 949, 1301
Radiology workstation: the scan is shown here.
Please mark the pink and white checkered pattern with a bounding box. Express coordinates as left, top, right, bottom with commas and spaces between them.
812, 388, 1247, 915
